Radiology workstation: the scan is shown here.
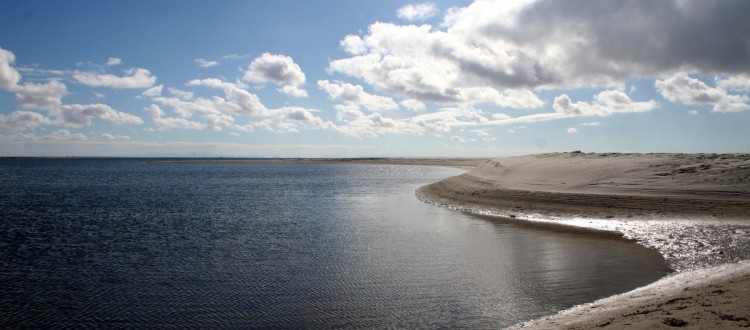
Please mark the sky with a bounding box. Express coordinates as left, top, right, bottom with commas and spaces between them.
1, 0, 749, 157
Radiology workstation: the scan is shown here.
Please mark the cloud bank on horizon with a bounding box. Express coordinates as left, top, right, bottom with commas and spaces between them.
0, 0, 749, 156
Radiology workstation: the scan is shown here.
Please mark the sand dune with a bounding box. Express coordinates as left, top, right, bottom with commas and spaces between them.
417, 152, 750, 329
420, 152, 750, 219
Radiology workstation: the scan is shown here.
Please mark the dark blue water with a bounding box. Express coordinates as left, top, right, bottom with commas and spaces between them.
0, 159, 671, 328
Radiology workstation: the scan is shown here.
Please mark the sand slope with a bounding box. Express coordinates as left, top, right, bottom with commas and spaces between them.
420, 152, 750, 219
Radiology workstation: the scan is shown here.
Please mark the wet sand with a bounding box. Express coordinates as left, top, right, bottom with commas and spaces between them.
417, 152, 750, 329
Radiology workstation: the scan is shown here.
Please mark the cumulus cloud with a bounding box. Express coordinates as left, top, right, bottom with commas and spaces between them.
279, 85, 308, 98
256, 107, 336, 133
101, 133, 130, 140
0, 111, 53, 130
167, 87, 194, 101
195, 58, 219, 68
243, 53, 307, 97
186, 78, 237, 90
330, 0, 750, 109
142, 78, 279, 132
15, 80, 68, 110
329, 23, 543, 108
55, 103, 144, 127
397, 3, 438, 21
46, 129, 87, 141
317, 80, 399, 111
74, 68, 157, 89
717, 74, 750, 92
336, 111, 425, 138
220, 85, 268, 116
567, 127, 578, 133
0, 47, 21, 90
553, 90, 659, 116
340, 35, 368, 55
184, 78, 268, 116
147, 104, 206, 131
400, 98, 426, 111
655, 73, 749, 112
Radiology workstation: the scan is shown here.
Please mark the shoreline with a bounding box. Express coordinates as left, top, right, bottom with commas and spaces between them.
418, 152, 750, 329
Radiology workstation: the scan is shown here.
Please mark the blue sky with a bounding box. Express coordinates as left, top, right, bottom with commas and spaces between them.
1, 0, 749, 157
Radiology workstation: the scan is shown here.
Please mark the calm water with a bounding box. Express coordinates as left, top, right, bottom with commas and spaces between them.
0, 159, 671, 328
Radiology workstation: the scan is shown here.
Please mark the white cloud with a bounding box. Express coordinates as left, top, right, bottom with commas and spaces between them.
0, 47, 21, 90
340, 35, 368, 55
553, 90, 659, 117
195, 58, 219, 68
449, 135, 476, 143
46, 129, 87, 141
400, 98, 426, 111
141, 84, 163, 97
260, 107, 336, 133
56, 103, 144, 127
243, 53, 307, 97
567, 127, 578, 133
717, 74, 750, 92
74, 68, 157, 89
167, 87, 194, 100
106, 57, 122, 66
331, 0, 750, 107
0, 111, 53, 130
655, 73, 750, 112
317, 80, 399, 111
397, 3, 438, 21
147, 104, 206, 131
220, 85, 268, 116
333, 107, 426, 138
222, 54, 250, 60
183, 79, 268, 116
186, 78, 237, 89
101, 133, 130, 140
471, 129, 490, 136
15, 80, 68, 110
688, 109, 699, 115
328, 22, 544, 108
279, 85, 308, 98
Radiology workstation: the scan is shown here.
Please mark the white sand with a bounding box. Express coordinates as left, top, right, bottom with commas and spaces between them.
417, 152, 750, 329
512, 261, 750, 329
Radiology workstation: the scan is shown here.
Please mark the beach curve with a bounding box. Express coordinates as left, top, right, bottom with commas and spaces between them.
417, 152, 750, 329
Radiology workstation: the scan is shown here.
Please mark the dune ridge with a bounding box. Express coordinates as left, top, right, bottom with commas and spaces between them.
420, 152, 750, 220
417, 152, 750, 329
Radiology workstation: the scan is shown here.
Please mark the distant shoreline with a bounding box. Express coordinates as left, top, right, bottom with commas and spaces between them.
0, 156, 485, 168
417, 152, 750, 328
149, 157, 485, 168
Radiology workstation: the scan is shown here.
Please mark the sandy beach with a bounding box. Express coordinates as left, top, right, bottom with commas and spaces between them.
418, 152, 750, 329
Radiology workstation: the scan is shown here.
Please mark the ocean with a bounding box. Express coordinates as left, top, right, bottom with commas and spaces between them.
0, 159, 671, 328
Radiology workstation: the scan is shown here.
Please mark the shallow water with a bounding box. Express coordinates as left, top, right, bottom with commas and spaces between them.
1, 159, 671, 328
429, 198, 750, 272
